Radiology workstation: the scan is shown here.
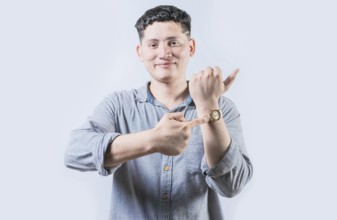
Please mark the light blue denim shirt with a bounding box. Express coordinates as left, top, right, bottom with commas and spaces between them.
65, 83, 253, 220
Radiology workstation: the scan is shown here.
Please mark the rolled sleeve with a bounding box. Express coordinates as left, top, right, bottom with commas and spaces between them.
93, 132, 121, 176
64, 119, 122, 176
65, 93, 123, 176
200, 141, 253, 197
201, 141, 237, 178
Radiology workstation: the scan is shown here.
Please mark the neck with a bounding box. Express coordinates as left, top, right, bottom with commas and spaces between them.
149, 80, 189, 110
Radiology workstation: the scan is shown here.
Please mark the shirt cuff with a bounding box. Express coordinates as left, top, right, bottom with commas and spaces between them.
201, 141, 239, 178
94, 133, 121, 176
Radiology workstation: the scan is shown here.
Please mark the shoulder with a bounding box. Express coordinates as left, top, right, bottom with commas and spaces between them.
105, 89, 139, 103
104, 85, 147, 106
93, 86, 146, 116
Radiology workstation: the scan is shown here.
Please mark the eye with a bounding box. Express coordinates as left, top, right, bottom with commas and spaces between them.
168, 40, 181, 47
148, 43, 158, 49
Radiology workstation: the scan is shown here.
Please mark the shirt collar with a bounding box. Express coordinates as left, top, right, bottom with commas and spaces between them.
135, 82, 194, 107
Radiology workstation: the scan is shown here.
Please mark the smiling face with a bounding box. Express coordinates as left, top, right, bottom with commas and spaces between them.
136, 21, 195, 84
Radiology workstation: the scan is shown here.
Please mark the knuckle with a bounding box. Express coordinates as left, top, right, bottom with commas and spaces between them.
213, 66, 221, 72
205, 66, 213, 72
203, 70, 211, 77
195, 71, 203, 78
180, 132, 189, 140
213, 72, 221, 79
181, 125, 190, 133
190, 74, 198, 81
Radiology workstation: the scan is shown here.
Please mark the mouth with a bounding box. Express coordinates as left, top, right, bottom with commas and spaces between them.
154, 62, 176, 68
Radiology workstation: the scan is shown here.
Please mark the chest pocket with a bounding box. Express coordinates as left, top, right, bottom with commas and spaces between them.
183, 127, 204, 174
184, 141, 204, 174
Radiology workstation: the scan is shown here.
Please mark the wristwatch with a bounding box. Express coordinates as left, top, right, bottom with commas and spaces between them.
208, 109, 222, 122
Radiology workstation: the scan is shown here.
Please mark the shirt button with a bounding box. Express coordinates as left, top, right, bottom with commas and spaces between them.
163, 165, 170, 171
162, 193, 169, 200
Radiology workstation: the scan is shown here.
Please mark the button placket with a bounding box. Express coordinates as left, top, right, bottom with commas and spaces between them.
160, 156, 173, 219
163, 165, 170, 171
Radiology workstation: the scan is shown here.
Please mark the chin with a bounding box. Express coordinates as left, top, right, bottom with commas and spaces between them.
151, 71, 174, 80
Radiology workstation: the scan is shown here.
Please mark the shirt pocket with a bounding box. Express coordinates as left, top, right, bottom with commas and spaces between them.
184, 140, 204, 174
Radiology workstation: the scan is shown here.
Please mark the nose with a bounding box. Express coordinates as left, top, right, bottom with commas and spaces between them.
158, 44, 172, 59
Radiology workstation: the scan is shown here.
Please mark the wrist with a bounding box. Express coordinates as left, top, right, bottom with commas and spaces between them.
143, 129, 158, 154
196, 103, 220, 116
195, 103, 222, 123
137, 129, 161, 155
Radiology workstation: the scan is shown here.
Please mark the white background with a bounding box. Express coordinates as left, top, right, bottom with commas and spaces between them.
1, 0, 336, 219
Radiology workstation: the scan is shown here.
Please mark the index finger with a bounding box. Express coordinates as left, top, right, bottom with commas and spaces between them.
185, 116, 209, 128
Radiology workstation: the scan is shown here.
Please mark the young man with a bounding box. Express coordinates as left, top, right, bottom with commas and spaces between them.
65, 5, 253, 219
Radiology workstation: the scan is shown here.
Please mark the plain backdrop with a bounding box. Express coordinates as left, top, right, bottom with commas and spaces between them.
1, 0, 336, 219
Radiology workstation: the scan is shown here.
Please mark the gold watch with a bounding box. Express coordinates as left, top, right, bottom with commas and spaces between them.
208, 109, 222, 122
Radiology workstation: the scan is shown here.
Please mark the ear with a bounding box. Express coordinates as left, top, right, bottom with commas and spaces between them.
189, 38, 196, 57
136, 45, 144, 62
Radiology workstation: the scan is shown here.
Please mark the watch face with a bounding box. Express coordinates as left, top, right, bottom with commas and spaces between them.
210, 110, 221, 121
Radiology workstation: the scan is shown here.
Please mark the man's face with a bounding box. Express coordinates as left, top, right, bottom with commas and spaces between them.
137, 21, 195, 84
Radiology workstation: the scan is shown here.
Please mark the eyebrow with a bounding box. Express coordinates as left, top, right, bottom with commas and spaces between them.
145, 36, 178, 42
144, 31, 190, 42
144, 34, 190, 43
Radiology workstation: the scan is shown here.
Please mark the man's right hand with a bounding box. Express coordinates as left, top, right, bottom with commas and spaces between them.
105, 112, 208, 168
150, 112, 208, 156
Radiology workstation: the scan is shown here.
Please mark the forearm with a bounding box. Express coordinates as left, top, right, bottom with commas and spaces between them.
198, 101, 253, 197
104, 112, 203, 168
104, 129, 155, 168
197, 105, 231, 168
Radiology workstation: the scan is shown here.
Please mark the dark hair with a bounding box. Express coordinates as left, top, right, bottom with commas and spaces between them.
135, 5, 191, 41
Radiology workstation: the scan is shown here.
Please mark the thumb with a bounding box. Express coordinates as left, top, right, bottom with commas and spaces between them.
185, 116, 209, 128
223, 68, 240, 92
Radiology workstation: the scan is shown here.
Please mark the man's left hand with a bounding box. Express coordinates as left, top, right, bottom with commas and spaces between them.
189, 67, 239, 109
